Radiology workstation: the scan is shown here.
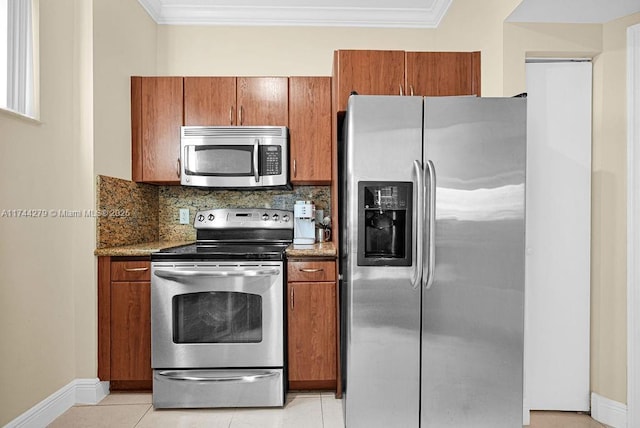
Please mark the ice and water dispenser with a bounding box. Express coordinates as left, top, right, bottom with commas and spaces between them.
357, 182, 412, 266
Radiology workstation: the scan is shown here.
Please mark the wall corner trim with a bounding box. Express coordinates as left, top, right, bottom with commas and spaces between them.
5, 379, 110, 428
628, 21, 640, 428
591, 393, 627, 428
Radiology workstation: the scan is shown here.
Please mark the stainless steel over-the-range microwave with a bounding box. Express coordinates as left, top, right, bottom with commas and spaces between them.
180, 126, 289, 188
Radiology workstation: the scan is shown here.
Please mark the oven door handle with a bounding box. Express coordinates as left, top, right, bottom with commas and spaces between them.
154, 268, 280, 279
157, 370, 279, 383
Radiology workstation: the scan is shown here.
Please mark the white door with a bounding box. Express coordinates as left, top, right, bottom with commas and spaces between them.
524, 61, 592, 413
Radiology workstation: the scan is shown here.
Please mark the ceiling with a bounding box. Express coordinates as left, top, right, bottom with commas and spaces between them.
137, 0, 640, 28
136, 0, 453, 28
507, 0, 640, 24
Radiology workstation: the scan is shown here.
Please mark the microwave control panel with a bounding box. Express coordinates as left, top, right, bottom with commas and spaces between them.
260, 146, 282, 176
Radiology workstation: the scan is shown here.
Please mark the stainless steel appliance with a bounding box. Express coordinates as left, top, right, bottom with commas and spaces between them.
340, 95, 526, 427
151, 208, 293, 408
293, 200, 316, 244
180, 126, 289, 188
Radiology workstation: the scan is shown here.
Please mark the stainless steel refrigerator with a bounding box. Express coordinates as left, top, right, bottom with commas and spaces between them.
339, 95, 526, 427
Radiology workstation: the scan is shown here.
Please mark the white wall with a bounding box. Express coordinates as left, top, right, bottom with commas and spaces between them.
0, 0, 157, 424
93, 0, 157, 180
591, 12, 640, 404
0, 0, 94, 424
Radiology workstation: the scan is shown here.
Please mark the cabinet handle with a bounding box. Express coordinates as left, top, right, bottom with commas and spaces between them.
124, 267, 149, 272
300, 268, 323, 273
176, 158, 181, 178
290, 287, 294, 311
399, 84, 404, 96
229, 106, 234, 125
410, 85, 415, 96
293, 159, 297, 178
239, 105, 244, 125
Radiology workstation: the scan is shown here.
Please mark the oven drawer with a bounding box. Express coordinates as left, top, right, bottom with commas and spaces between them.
153, 369, 284, 408
287, 260, 336, 282
112, 261, 151, 281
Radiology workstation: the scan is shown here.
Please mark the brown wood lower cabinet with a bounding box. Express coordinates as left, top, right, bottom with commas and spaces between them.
98, 256, 152, 390
287, 260, 337, 390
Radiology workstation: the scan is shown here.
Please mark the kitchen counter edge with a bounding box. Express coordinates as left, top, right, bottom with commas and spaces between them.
286, 242, 337, 258
94, 241, 195, 257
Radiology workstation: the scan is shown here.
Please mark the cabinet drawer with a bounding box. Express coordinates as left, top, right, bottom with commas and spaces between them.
287, 261, 335, 282
111, 261, 151, 281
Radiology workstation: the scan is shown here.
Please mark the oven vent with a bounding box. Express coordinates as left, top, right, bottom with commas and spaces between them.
182, 126, 287, 138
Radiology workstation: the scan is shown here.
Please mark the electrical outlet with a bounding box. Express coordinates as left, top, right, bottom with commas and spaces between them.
179, 208, 190, 224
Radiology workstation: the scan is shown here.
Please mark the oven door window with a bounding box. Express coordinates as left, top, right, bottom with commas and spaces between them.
184, 145, 254, 176
172, 292, 262, 343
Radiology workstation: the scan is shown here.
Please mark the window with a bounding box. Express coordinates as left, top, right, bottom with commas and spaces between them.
1, 0, 36, 119
0, 0, 7, 107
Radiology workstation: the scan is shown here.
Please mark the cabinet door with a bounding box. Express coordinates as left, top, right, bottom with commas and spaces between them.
333, 50, 406, 112
110, 281, 152, 381
131, 76, 183, 183
287, 281, 337, 387
406, 51, 481, 96
236, 77, 288, 126
288, 77, 332, 184
184, 77, 237, 126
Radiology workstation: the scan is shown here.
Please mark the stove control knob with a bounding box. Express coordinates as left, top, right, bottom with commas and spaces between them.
197, 214, 205, 222
283, 214, 290, 222
208, 214, 215, 221
272, 214, 279, 221
262, 213, 269, 221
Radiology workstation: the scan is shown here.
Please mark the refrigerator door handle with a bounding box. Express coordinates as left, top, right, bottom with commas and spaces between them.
411, 160, 424, 289
424, 159, 436, 289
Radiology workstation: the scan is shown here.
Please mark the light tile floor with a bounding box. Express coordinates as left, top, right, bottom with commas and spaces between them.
48, 392, 608, 428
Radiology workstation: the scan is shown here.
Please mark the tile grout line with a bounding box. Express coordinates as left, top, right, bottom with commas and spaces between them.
132, 404, 153, 428
320, 394, 326, 428
227, 408, 236, 428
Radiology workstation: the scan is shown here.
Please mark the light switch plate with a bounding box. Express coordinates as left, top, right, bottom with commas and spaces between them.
179, 208, 190, 224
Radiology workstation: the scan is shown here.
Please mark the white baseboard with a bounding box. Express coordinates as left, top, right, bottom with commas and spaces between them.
5, 378, 110, 428
591, 392, 627, 428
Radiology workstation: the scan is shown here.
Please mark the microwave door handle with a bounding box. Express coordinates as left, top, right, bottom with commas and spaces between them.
253, 139, 260, 183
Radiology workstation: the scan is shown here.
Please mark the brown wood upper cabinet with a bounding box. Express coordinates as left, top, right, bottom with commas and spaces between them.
288, 77, 332, 185
332, 49, 481, 112
406, 51, 481, 97
184, 77, 236, 125
184, 77, 288, 127
333, 50, 406, 112
131, 76, 183, 184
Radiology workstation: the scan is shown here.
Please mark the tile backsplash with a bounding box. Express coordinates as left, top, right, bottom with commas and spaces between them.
96, 175, 159, 248
159, 185, 331, 241
97, 175, 331, 246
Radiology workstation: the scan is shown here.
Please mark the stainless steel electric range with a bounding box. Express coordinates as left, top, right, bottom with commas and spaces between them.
150, 208, 293, 409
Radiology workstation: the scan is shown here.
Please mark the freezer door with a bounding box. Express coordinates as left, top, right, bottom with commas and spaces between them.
421, 96, 526, 427
342, 95, 423, 428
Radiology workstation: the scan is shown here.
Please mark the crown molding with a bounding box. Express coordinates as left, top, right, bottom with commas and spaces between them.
137, 0, 452, 28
